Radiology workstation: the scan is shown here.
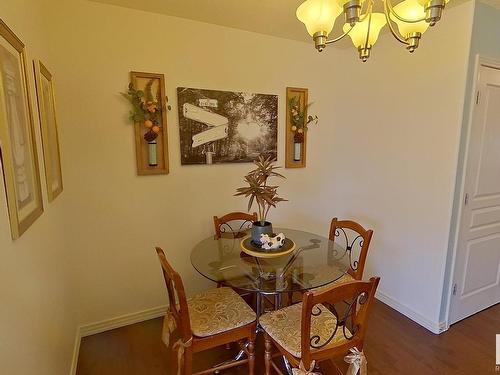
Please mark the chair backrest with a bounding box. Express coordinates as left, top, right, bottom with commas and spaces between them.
329, 218, 373, 280
213, 211, 258, 239
155, 247, 192, 343
300, 277, 380, 365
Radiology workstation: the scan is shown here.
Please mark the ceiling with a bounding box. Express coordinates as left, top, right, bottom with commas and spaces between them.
90, 0, 474, 45
90, 0, 310, 42
479, 0, 500, 10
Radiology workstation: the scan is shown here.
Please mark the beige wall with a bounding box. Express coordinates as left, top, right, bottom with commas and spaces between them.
0, 1, 77, 374
0, 1, 474, 373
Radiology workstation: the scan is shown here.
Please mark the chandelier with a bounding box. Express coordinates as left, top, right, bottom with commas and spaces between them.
296, 0, 450, 61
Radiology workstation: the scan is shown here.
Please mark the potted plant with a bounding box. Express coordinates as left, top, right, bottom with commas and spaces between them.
235, 156, 287, 245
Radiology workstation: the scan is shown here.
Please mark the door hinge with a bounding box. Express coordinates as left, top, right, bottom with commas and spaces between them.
464, 193, 469, 206
452, 283, 457, 296
476, 90, 480, 104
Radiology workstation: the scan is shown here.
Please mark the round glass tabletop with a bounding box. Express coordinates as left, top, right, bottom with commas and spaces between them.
191, 228, 351, 294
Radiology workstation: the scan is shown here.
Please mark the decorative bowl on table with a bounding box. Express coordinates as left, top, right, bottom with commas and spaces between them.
240, 235, 296, 258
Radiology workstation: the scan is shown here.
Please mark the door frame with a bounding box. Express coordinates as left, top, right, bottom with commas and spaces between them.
445, 54, 500, 329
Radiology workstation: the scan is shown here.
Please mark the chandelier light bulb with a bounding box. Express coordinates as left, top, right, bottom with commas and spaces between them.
391, 0, 429, 52
343, 13, 386, 62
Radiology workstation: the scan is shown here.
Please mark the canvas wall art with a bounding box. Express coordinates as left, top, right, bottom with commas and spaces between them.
34, 60, 63, 201
0, 19, 43, 239
177, 87, 277, 165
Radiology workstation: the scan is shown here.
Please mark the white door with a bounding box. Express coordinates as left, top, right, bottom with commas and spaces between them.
450, 63, 500, 324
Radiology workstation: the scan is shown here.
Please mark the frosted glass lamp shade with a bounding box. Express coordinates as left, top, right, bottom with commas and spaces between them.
343, 13, 387, 48
391, 0, 429, 37
296, 0, 342, 37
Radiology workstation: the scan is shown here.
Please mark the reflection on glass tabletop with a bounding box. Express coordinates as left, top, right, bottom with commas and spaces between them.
191, 228, 351, 294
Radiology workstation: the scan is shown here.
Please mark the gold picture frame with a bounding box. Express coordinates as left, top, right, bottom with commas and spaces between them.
0, 19, 43, 239
34, 60, 63, 201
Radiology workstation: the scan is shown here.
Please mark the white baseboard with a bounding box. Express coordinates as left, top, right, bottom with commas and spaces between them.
376, 290, 447, 334
79, 304, 168, 337
69, 327, 81, 375
69, 305, 168, 374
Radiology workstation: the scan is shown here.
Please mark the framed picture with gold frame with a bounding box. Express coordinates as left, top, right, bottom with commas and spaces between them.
33, 60, 63, 201
0, 19, 43, 239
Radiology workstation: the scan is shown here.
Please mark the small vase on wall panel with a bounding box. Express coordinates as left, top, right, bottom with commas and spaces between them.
294, 142, 301, 161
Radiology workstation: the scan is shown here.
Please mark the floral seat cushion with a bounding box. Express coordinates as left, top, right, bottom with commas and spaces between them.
260, 302, 350, 358
187, 287, 256, 337
311, 272, 355, 292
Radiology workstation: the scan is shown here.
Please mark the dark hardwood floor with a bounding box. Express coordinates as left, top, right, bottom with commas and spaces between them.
76, 300, 500, 375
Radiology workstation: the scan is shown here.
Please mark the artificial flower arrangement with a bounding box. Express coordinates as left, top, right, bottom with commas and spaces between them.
122, 80, 162, 165
289, 96, 319, 144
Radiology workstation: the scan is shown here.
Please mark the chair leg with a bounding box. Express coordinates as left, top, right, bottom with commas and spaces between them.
248, 339, 255, 375
183, 347, 193, 375
264, 334, 273, 375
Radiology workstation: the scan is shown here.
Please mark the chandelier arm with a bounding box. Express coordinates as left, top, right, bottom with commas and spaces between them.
385, 0, 427, 23
364, 9, 373, 51
383, 0, 409, 45
359, 0, 374, 21
325, 0, 374, 46
325, 26, 354, 45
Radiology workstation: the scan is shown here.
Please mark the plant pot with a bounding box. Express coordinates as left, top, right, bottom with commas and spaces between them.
251, 221, 273, 245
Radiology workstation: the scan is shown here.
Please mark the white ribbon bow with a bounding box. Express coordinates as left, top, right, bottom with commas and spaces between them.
292, 360, 321, 375
344, 347, 368, 375
161, 309, 177, 347
161, 309, 193, 375
172, 337, 193, 375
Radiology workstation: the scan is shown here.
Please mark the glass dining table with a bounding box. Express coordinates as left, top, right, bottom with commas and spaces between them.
191, 227, 351, 315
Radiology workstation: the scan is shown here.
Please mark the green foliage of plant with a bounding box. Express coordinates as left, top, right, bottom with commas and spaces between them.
289, 96, 318, 131
235, 156, 287, 225
121, 80, 161, 124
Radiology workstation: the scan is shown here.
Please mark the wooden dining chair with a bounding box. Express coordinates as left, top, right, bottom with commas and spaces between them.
213, 212, 257, 292
261, 277, 380, 375
328, 218, 374, 282
155, 247, 257, 375
288, 218, 374, 305
213, 211, 257, 239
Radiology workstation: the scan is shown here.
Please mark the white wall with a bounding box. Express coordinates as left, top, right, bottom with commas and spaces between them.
42, 0, 473, 333
0, 1, 78, 374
